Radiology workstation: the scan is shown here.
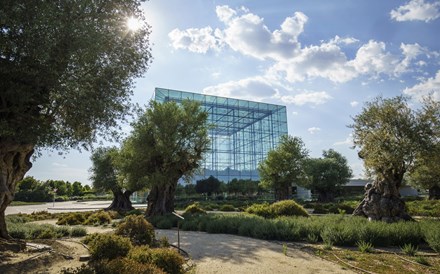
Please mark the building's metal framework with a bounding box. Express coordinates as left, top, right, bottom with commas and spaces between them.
154, 88, 288, 182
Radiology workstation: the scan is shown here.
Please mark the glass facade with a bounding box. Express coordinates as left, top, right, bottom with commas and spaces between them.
154, 88, 288, 182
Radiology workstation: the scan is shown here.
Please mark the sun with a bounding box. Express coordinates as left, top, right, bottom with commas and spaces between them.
127, 16, 141, 31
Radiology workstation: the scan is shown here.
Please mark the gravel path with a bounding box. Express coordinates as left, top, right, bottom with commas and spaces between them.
156, 229, 354, 274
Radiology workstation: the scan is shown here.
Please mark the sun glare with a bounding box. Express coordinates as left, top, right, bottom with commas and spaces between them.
127, 17, 141, 31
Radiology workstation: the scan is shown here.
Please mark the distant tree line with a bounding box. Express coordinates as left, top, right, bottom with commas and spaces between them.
15, 176, 92, 202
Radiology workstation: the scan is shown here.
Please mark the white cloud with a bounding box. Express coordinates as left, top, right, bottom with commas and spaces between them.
292, 111, 299, 115
216, 6, 306, 60
403, 70, 440, 101
168, 27, 221, 53
350, 101, 359, 107
390, 0, 440, 22
308, 127, 321, 134
272, 41, 357, 83
202, 76, 278, 101
333, 134, 353, 146
279, 91, 332, 106
52, 162, 68, 168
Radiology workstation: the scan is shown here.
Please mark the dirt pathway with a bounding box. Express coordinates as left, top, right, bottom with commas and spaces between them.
156, 229, 354, 274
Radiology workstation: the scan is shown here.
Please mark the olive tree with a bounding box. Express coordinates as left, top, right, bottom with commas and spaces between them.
303, 149, 352, 202
258, 135, 309, 201
350, 96, 435, 222
119, 101, 210, 216
0, 0, 151, 238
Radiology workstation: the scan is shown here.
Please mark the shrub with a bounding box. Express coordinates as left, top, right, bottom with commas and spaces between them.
401, 243, 418, 256
148, 214, 178, 229
115, 215, 155, 246
421, 220, 440, 253
219, 204, 235, 212
245, 203, 272, 218
87, 234, 132, 260
94, 258, 165, 274
128, 246, 185, 274
57, 212, 87, 225
70, 227, 87, 237
357, 240, 374, 253
83, 211, 112, 225
183, 203, 206, 216
271, 200, 309, 217
125, 209, 145, 216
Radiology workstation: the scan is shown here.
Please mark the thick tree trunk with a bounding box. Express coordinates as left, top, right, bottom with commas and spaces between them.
0, 142, 34, 239
106, 189, 134, 211
429, 185, 440, 200
353, 179, 412, 222
146, 182, 176, 217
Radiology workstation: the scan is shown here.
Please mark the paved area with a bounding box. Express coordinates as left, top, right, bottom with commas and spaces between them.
5, 201, 147, 215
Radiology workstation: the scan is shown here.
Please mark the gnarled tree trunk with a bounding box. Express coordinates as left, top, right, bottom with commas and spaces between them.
0, 142, 34, 239
146, 182, 176, 217
429, 185, 440, 200
353, 178, 412, 222
107, 189, 134, 211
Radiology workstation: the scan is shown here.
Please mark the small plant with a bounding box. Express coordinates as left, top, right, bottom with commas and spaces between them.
115, 215, 155, 246
307, 233, 319, 244
83, 211, 112, 225
219, 204, 235, 212
270, 200, 309, 218
344, 254, 355, 261
70, 227, 87, 237
357, 240, 374, 253
87, 234, 132, 260
323, 242, 333, 250
57, 212, 87, 225
183, 203, 207, 216
128, 246, 185, 274
401, 243, 418, 256
414, 256, 430, 266
282, 243, 287, 256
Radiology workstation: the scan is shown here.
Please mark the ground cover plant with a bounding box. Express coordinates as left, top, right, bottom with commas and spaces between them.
180, 213, 440, 252
406, 200, 440, 217
245, 200, 309, 218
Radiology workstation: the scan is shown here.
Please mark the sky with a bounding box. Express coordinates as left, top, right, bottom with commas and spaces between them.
28, 0, 440, 185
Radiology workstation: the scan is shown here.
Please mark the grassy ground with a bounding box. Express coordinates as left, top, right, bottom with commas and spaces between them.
312, 246, 440, 274
9, 201, 45, 206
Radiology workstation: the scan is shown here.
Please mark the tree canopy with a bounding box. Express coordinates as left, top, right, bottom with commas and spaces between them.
258, 135, 308, 201
195, 176, 222, 196
0, 0, 151, 238
303, 149, 352, 202
119, 100, 210, 216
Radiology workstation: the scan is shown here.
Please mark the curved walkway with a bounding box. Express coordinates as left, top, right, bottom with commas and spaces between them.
156, 229, 354, 274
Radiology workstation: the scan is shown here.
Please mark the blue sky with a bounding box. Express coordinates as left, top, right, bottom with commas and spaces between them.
29, 0, 440, 184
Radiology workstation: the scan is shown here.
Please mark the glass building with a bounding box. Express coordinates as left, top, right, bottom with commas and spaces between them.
154, 87, 288, 183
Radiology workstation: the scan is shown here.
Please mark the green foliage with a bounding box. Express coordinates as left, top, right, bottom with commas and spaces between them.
219, 204, 235, 212
401, 243, 418, 256
271, 200, 309, 217
128, 246, 185, 274
94, 258, 165, 274
303, 149, 352, 202
350, 96, 437, 184
115, 215, 155, 246
304, 202, 356, 214
183, 203, 207, 216
147, 214, 178, 229
406, 200, 440, 217
414, 256, 430, 266
307, 233, 319, 243
227, 179, 259, 196
356, 240, 374, 253
421, 220, 440, 253
245, 200, 309, 218
87, 234, 132, 261
258, 135, 309, 201
57, 212, 89, 225
6, 222, 84, 239
70, 227, 87, 237
195, 176, 222, 196
90, 147, 120, 192
84, 211, 112, 226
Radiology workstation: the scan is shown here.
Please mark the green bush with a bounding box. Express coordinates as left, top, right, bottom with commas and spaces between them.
115, 215, 155, 246
70, 227, 87, 237
183, 203, 206, 216
219, 204, 235, 212
88, 234, 132, 260
57, 212, 88, 225
406, 200, 440, 217
148, 214, 178, 229
271, 200, 309, 217
246, 200, 308, 218
421, 220, 440, 253
128, 246, 185, 274
94, 258, 165, 274
83, 211, 112, 225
